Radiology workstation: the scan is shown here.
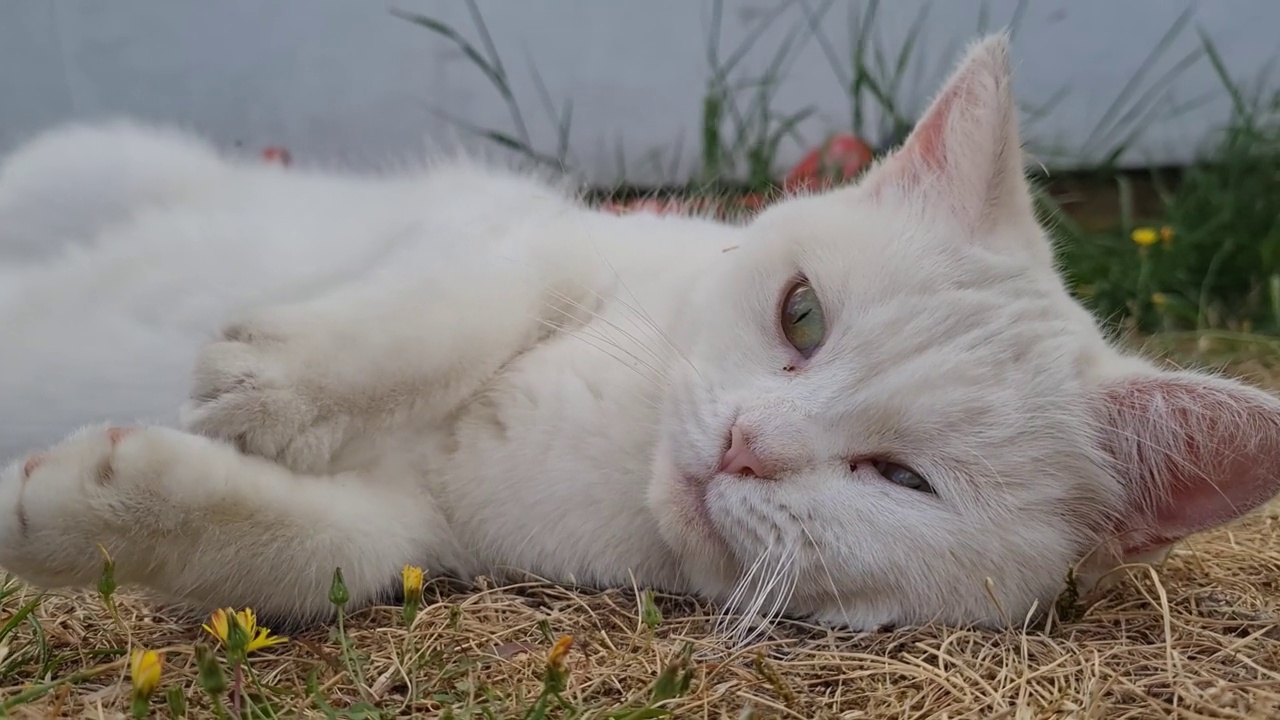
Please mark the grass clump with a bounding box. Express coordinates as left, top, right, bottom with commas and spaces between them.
4, 502, 1280, 718
1054, 36, 1280, 337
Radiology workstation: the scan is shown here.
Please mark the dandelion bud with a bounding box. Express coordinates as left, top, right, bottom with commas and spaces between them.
224, 609, 251, 659
165, 686, 187, 718
329, 567, 350, 607
195, 644, 228, 696
651, 642, 695, 703
640, 589, 662, 631
402, 564, 425, 627
96, 545, 117, 604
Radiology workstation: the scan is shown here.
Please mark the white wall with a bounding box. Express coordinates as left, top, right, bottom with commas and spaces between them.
1, 1, 1276, 185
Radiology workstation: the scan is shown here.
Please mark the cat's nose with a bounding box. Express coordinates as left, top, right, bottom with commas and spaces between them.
719, 422, 770, 478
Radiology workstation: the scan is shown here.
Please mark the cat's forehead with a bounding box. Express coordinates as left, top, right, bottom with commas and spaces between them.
754, 200, 1057, 331
811, 285, 1083, 418
767, 193, 1033, 284
754, 197, 1099, 443
742, 189, 1106, 410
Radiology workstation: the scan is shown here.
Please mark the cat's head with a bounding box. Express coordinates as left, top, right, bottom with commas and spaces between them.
648, 33, 1280, 632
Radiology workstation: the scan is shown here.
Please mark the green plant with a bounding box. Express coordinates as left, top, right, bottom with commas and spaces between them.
1055, 32, 1280, 336
391, 2, 574, 171
695, 0, 817, 192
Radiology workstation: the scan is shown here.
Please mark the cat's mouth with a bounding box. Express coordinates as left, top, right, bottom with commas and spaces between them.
680, 467, 775, 558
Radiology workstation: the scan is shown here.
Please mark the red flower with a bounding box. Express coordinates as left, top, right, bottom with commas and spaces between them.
783, 133, 873, 193
261, 146, 292, 166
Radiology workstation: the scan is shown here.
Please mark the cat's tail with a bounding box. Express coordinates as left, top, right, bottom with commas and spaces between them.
0, 120, 231, 262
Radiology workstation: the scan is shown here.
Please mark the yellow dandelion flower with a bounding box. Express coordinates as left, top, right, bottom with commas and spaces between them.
202, 607, 288, 654
402, 564, 425, 626
402, 564, 424, 600
1151, 292, 1168, 307
543, 635, 574, 694
547, 635, 573, 672
1159, 225, 1174, 244
129, 649, 163, 698
1131, 227, 1158, 247
202, 608, 230, 644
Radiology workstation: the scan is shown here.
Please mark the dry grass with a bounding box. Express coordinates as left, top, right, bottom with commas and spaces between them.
4, 345, 1280, 719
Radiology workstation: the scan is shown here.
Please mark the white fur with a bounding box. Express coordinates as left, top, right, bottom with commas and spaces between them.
1, 36, 1277, 632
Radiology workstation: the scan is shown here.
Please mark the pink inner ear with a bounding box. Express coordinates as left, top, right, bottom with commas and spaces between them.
899, 77, 973, 178
863, 76, 969, 203
855, 36, 1011, 223
1101, 376, 1280, 557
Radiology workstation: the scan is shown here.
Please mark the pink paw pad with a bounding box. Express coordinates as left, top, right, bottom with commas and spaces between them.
106, 427, 135, 446
21, 455, 44, 479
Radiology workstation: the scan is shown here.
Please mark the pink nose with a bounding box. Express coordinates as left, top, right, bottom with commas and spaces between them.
719, 423, 768, 477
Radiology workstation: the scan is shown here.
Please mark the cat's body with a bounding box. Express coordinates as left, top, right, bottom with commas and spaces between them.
2, 36, 1279, 633
0, 122, 717, 608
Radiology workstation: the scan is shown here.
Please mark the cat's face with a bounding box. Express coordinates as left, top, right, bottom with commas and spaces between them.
649, 35, 1280, 632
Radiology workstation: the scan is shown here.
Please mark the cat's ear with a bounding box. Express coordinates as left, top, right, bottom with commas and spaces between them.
856, 33, 1034, 234
1097, 373, 1280, 560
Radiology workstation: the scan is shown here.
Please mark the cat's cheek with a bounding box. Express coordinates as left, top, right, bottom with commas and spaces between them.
646, 446, 740, 596
646, 440, 717, 544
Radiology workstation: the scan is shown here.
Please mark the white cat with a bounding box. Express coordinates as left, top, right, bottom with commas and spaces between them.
1, 35, 1277, 633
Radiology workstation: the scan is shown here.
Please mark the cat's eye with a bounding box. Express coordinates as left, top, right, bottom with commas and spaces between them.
869, 460, 934, 494
780, 280, 826, 357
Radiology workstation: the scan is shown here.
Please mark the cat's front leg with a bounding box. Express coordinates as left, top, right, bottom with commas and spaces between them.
0, 424, 447, 618
182, 244, 605, 474
181, 308, 361, 476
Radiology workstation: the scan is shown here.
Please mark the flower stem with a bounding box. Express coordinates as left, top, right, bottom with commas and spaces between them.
0, 659, 124, 712
231, 659, 243, 718
335, 608, 371, 701
242, 658, 280, 719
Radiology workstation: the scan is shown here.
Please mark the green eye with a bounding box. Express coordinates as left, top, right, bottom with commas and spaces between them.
780, 280, 826, 357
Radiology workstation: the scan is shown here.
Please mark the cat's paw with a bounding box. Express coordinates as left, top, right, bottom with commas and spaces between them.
182, 319, 343, 474
0, 426, 156, 587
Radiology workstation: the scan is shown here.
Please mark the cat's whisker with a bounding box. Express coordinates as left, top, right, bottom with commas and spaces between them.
728, 585, 766, 644
795, 517, 849, 625
550, 284, 676, 370
544, 288, 675, 374
766, 547, 799, 618
717, 548, 770, 640
749, 566, 798, 647
736, 556, 786, 646
532, 318, 667, 399
595, 288, 704, 383
536, 301, 670, 382
723, 526, 784, 642
576, 251, 705, 384
738, 576, 793, 647
718, 565, 759, 635
717, 564, 752, 627
535, 302, 672, 386
531, 316, 666, 411
732, 543, 796, 646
